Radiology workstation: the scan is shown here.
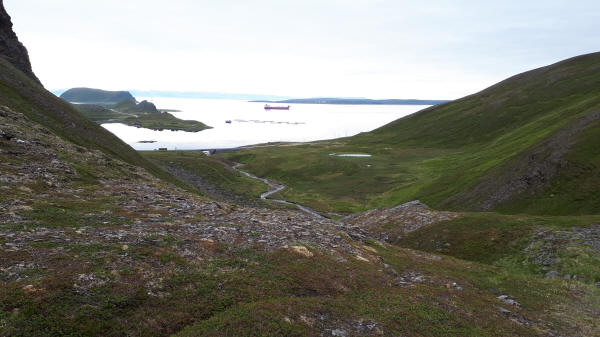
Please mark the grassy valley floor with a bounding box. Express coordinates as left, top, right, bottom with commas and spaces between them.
220, 141, 459, 214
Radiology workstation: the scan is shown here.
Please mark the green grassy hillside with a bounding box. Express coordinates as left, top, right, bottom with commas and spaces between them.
223, 52, 600, 215
361, 53, 600, 148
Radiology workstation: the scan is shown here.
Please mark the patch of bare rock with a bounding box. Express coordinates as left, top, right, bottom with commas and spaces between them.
343, 200, 460, 242
525, 224, 600, 281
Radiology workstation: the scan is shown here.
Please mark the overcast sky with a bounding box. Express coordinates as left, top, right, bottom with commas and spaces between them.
5, 0, 600, 99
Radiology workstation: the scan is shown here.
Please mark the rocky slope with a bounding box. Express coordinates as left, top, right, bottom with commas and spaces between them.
0, 104, 368, 257
0, 102, 378, 335
343, 200, 460, 242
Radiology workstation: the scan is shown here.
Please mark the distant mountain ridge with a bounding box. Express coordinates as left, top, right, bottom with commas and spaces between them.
254, 97, 450, 105
129, 90, 293, 101
60, 87, 136, 105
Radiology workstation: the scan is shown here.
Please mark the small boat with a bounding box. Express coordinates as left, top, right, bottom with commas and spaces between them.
264, 104, 290, 110
225, 120, 232, 124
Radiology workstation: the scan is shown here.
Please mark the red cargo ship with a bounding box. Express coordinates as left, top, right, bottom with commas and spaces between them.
264, 104, 290, 110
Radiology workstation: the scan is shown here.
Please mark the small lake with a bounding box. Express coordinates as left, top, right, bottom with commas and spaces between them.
102, 97, 429, 150
329, 153, 372, 157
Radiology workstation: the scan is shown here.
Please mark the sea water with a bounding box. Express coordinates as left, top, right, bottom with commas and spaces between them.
102, 97, 429, 150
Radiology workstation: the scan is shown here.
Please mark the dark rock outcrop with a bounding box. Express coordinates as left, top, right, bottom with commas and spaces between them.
111, 98, 158, 113
0, 0, 40, 84
136, 100, 158, 113
343, 200, 459, 242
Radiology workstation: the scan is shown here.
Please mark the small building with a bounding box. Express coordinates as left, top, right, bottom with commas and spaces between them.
158, 148, 168, 151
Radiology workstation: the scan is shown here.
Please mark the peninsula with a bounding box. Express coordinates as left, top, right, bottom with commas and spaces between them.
60, 87, 211, 132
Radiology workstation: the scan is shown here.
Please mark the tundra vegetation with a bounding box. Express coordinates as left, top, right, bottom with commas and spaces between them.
1, 3, 599, 335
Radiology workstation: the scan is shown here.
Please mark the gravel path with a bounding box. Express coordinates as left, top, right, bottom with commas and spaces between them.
233, 163, 328, 219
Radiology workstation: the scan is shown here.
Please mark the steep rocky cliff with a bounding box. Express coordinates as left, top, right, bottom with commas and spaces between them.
0, 0, 40, 84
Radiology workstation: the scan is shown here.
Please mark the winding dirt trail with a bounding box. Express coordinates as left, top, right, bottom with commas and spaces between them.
232, 163, 328, 219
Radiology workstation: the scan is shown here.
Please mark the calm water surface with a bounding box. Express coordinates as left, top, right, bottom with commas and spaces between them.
102, 98, 429, 150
